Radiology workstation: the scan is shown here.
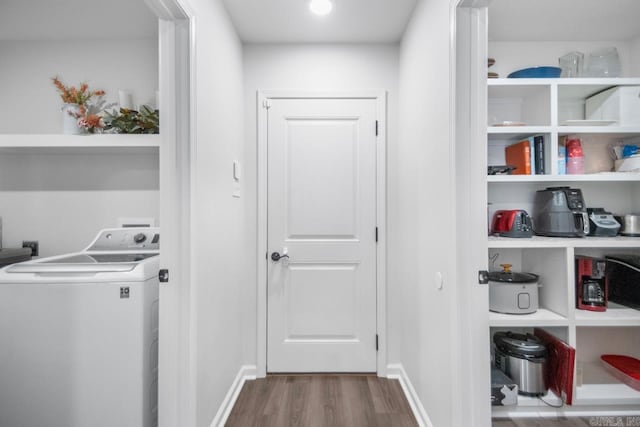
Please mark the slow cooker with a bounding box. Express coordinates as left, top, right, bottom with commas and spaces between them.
494, 331, 548, 396
489, 264, 539, 314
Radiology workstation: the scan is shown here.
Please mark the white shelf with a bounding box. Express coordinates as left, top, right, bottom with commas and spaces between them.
491, 390, 564, 418
0, 134, 160, 150
575, 305, 640, 327
557, 126, 640, 136
489, 308, 567, 327
488, 126, 640, 136
488, 77, 640, 88
487, 173, 640, 183
575, 362, 640, 406
488, 235, 640, 249
488, 78, 557, 86
487, 126, 549, 135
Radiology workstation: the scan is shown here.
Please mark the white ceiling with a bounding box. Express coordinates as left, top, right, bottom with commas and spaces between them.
7, 0, 637, 45
0, 0, 157, 40
489, 0, 640, 42
221, 0, 418, 44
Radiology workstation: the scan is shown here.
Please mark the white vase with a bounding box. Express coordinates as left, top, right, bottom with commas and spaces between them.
61, 103, 83, 135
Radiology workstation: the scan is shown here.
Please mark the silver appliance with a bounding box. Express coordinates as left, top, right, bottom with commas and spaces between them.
493, 331, 548, 396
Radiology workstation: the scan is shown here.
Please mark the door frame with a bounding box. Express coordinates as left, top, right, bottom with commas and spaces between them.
452, 0, 491, 425
145, 0, 196, 425
256, 90, 387, 377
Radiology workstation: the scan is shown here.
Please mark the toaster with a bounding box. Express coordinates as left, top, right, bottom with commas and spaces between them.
533, 187, 589, 237
491, 210, 533, 238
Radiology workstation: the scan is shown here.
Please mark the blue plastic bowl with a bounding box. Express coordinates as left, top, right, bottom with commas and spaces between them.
507, 66, 562, 78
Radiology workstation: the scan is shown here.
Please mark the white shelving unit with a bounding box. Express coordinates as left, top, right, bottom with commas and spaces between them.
487, 77, 640, 415
489, 309, 568, 327
0, 134, 160, 149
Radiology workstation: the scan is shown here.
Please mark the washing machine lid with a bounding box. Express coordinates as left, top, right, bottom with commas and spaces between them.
43, 253, 157, 264
5, 253, 158, 274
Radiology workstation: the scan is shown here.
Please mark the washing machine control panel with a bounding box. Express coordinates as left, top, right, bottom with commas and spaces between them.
86, 228, 160, 252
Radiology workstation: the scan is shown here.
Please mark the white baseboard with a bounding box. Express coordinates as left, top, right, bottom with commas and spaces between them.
210, 365, 257, 427
387, 363, 433, 427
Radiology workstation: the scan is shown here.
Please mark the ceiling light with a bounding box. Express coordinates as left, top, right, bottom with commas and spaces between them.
309, 0, 333, 16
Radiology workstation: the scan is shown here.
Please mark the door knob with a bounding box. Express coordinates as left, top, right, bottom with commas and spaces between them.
271, 252, 290, 262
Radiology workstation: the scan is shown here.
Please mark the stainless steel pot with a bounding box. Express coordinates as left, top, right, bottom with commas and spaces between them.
619, 214, 640, 236
493, 331, 548, 396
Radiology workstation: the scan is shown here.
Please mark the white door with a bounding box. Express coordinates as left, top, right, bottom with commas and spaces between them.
266, 96, 379, 373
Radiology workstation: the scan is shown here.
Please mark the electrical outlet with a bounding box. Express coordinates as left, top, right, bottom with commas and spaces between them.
22, 240, 39, 257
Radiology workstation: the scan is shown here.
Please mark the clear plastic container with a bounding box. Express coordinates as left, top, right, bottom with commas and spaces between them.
585, 47, 621, 78
567, 156, 584, 175
566, 136, 584, 175
559, 51, 584, 78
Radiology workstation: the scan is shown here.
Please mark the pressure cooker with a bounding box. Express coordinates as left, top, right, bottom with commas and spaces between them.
493, 331, 548, 396
489, 264, 539, 314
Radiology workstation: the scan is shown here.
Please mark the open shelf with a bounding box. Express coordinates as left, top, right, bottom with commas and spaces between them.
0, 134, 160, 150
488, 236, 640, 249
488, 77, 640, 88
487, 173, 640, 183
491, 390, 563, 418
487, 126, 550, 135
575, 362, 640, 406
575, 304, 640, 327
489, 309, 567, 327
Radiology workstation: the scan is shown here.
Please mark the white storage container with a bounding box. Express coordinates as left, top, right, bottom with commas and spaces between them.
585, 86, 640, 126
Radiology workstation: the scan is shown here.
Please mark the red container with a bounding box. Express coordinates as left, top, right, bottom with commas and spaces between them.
601, 355, 640, 392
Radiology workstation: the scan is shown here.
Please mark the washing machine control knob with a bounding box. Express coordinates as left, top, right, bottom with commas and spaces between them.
133, 233, 147, 244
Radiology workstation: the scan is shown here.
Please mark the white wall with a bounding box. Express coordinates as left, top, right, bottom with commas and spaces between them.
0, 39, 158, 134
631, 36, 640, 76
181, 0, 250, 425
488, 41, 633, 78
242, 43, 399, 363
0, 150, 158, 256
395, 0, 458, 425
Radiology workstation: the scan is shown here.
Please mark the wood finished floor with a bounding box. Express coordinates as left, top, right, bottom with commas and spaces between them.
225, 374, 418, 427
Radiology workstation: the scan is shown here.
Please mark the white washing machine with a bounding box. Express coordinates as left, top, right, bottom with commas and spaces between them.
0, 228, 160, 427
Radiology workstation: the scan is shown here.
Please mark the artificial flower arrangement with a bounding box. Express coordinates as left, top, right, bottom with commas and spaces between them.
52, 77, 109, 133
52, 77, 159, 134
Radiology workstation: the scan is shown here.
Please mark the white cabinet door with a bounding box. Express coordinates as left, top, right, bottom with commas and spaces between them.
266, 97, 378, 373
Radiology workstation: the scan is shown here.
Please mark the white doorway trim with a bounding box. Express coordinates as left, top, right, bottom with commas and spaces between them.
256, 90, 387, 377
145, 0, 196, 426
452, 0, 492, 425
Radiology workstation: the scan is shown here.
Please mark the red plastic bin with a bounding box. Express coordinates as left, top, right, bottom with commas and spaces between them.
601, 355, 640, 392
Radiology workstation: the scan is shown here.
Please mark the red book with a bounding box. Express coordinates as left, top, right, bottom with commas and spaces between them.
534, 328, 576, 405
505, 140, 532, 175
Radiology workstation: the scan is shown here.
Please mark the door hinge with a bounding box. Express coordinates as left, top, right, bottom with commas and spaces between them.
375, 120, 378, 136
262, 99, 272, 109
159, 269, 169, 283
375, 227, 378, 243
375, 334, 379, 351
